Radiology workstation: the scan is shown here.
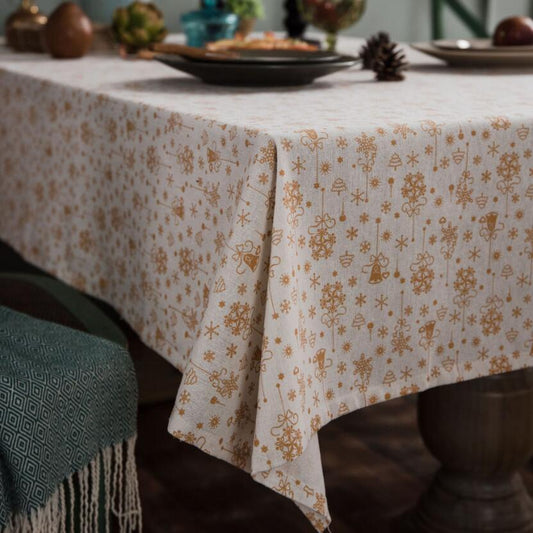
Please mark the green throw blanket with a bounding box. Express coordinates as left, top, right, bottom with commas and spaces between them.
0, 306, 141, 532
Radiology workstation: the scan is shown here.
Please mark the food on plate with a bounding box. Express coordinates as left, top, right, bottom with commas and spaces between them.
206, 31, 319, 51
493, 15, 533, 46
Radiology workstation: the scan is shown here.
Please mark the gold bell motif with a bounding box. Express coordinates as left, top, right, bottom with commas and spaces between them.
314, 348, 326, 370
419, 320, 436, 340
484, 211, 499, 232
368, 262, 389, 284
243, 252, 259, 272
207, 147, 219, 165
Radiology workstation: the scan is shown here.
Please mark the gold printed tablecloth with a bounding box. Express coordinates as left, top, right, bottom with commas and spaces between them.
1, 40, 533, 530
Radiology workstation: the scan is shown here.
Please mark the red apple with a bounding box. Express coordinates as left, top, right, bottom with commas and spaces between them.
493, 15, 533, 46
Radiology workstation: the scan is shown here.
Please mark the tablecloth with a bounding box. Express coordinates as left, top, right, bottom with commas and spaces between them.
1, 38, 532, 531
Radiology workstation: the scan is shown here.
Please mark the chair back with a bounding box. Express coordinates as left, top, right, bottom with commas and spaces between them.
431, 0, 489, 39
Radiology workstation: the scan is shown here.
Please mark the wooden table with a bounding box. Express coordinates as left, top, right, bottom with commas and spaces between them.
1, 38, 532, 532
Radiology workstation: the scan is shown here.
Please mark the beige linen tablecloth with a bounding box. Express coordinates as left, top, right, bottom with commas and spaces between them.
1, 39, 532, 531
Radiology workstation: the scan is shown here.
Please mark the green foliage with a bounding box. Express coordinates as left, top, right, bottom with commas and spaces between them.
112, 2, 167, 51
226, 0, 264, 20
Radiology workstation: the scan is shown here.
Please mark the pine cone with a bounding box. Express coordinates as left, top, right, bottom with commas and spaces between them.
359, 32, 390, 70
373, 41, 408, 81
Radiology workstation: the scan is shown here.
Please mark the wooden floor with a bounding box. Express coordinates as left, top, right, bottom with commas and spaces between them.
137, 393, 533, 533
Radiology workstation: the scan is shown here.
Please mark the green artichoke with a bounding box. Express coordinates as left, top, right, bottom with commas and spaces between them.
112, 2, 167, 52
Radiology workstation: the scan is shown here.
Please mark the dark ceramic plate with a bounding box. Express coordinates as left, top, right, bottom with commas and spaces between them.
155, 54, 360, 86
188, 49, 343, 64
412, 42, 533, 67
432, 38, 533, 52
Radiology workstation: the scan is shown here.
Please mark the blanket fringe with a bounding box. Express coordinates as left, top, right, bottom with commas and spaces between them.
2, 437, 142, 533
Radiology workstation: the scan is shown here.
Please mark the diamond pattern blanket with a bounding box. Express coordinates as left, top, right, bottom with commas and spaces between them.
0, 306, 141, 532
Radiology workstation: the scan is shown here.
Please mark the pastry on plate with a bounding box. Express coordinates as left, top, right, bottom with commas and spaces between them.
206, 31, 319, 51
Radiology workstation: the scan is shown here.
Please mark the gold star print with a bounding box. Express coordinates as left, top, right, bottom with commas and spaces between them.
375, 295, 388, 310
204, 321, 220, 339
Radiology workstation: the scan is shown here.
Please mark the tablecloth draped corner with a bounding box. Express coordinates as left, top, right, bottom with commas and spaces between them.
168, 405, 331, 531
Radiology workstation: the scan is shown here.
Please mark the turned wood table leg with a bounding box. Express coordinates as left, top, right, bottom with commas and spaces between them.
398, 369, 533, 533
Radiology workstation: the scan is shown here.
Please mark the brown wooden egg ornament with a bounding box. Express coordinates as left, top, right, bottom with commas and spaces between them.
44, 2, 93, 59
493, 15, 533, 46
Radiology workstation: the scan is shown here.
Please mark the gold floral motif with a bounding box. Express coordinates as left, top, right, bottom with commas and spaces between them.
282, 180, 304, 228
355, 132, 377, 173
308, 214, 336, 260
480, 295, 504, 336
440, 219, 458, 285
176, 145, 194, 174
453, 267, 478, 329
258, 140, 276, 170
353, 353, 373, 405
320, 282, 346, 350
355, 132, 377, 199
272, 386, 304, 462
209, 368, 239, 398
391, 292, 413, 357
391, 317, 413, 356
176, 247, 204, 278
401, 171, 427, 239
313, 493, 326, 515
410, 251, 435, 295
489, 354, 511, 374
151, 245, 168, 274
224, 302, 253, 339
496, 152, 521, 216
455, 143, 474, 209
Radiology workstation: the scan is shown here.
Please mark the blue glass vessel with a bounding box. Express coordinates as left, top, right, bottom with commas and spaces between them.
181, 0, 239, 48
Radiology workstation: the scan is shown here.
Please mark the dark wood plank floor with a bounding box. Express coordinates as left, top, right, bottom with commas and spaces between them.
137, 393, 533, 533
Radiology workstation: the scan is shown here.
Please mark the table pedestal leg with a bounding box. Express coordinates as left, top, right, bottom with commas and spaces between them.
398, 369, 533, 533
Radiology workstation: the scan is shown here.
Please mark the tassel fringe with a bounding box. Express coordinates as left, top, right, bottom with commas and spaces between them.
2, 437, 142, 533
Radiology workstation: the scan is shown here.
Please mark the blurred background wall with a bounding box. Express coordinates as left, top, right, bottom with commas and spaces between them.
1, 0, 532, 41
